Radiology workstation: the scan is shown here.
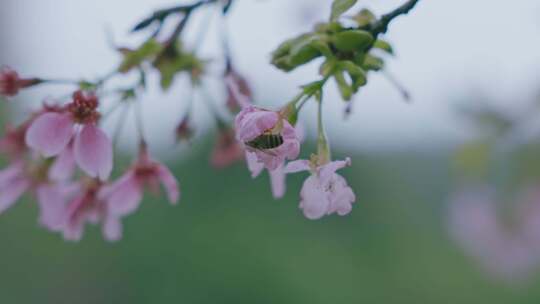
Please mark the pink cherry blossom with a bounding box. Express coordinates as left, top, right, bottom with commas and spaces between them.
235, 106, 300, 171
63, 180, 122, 242
99, 147, 179, 217
211, 128, 244, 169
25, 91, 113, 180
285, 157, 356, 220
0, 66, 38, 97
0, 156, 80, 232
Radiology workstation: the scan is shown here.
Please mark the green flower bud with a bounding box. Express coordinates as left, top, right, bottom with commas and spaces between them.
333, 71, 352, 101
332, 30, 373, 52
362, 54, 384, 71
373, 39, 394, 55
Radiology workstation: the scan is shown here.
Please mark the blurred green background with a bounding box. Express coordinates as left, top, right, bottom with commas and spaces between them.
1, 142, 540, 304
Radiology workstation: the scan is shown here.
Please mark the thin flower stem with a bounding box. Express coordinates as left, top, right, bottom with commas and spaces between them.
112, 103, 131, 148
382, 69, 411, 102
192, 5, 218, 52
37, 78, 80, 85
316, 91, 330, 163
134, 100, 147, 145
198, 82, 229, 129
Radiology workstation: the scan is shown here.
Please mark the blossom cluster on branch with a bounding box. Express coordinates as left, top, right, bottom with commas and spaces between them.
0, 0, 420, 241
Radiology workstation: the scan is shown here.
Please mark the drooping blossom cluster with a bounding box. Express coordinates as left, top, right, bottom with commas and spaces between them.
233, 104, 357, 219
0, 0, 422, 241
0, 86, 179, 241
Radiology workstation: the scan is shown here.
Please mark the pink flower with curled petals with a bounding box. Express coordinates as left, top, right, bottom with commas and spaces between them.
243, 123, 305, 199
99, 146, 179, 217
285, 157, 356, 220
25, 91, 113, 180
0, 67, 38, 97
235, 106, 300, 171
63, 179, 122, 242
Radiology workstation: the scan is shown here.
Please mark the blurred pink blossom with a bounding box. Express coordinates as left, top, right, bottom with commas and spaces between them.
448, 185, 540, 282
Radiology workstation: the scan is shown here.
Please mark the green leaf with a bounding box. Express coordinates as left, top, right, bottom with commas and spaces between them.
118, 39, 163, 73
332, 30, 373, 52
330, 0, 357, 21
373, 39, 394, 55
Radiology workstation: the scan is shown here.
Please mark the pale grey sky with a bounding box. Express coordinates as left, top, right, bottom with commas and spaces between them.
2, 0, 540, 155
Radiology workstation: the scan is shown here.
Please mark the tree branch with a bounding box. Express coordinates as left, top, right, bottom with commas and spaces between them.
370, 0, 420, 37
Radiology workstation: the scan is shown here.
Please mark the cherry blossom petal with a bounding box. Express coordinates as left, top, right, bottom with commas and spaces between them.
328, 175, 356, 216
0, 178, 30, 214
36, 184, 69, 231
245, 151, 264, 178
284, 159, 310, 174
48, 145, 76, 181
235, 107, 279, 141
101, 171, 143, 216
74, 124, 113, 180
103, 216, 122, 242
299, 176, 330, 220
156, 164, 180, 204
25, 112, 73, 157
0, 161, 24, 185
269, 165, 286, 199
319, 157, 351, 186
63, 196, 85, 241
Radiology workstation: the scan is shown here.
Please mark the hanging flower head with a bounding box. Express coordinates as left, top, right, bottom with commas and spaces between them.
286, 157, 356, 220
60, 178, 122, 242
235, 105, 300, 171
99, 144, 179, 217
